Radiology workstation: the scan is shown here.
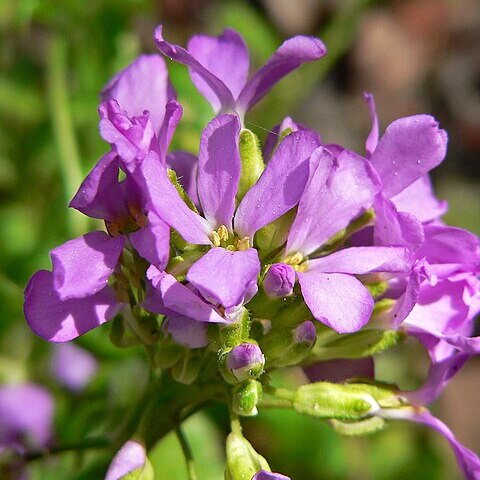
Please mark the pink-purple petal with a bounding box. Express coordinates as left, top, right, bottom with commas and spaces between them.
252, 471, 291, 480
157, 100, 183, 164
69, 152, 127, 222
391, 175, 447, 222
0, 383, 54, 448
165, 314, 209, 349
138, 151, 212, 245
307, 246, 413, 274
235, 130, 321, 239
373, 193, 424, 250
51, 232, 125, 300
287, 148, 379, 256
298, 271, 374, 333
304, 357, 375, 383
363, 92, 379, 157
154, 25, 235, 113
197, 114, 241, 230
105, 440, 147, 480
129, 213, 170, 270
187, 29, 249, 104
101, 54, 175, 134
154, 272, 226, 323
369, 115, 448, 198
24, 270, 122, 342
186, 248, 260, 308
403, 411, 480, 480
236, 35, 327, 114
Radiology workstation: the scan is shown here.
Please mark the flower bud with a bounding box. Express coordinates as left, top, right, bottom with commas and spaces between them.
232, 380, 262, 417
293, 382, 380, 420
225, 432, 269, 480
253, 470, 291, 480
171, 350, 203, 385
263, 263, 295, 298
237, 129, 265, 201
226, 343, 265, 383
262, 321, 317, 368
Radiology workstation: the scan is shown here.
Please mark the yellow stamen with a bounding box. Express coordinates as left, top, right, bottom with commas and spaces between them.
211, 231, 221, 247
236, 237, 251, 251
285, 252, 304, 265
217, 225, 229, 242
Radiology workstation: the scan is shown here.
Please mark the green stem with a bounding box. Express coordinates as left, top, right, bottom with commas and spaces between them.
46, 34, 88, 237
263, 385, 296, 402
23, 437, 109, 462
175, 425, 198, 480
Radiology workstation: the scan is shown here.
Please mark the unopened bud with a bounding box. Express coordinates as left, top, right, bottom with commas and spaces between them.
232, 380, 262, 417
262, 321, 317, 368
225, 433, 269, 480
226, 343, 265, 383
237, 129, 265, 201
263, 264, 295, 298
171, 350, 202, 385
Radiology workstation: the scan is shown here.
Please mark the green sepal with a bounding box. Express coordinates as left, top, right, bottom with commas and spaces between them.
255, 209, 296, 254
344, 381, 405, 408
292, 382, 377, 420
232, 380, 262, 417
261, 324, 315, 368
119, 457, 154, 480
310, 329, 406, 361
366, 281, 389, 299
218, 308, 250, 349
155, 341, 185, 369
110, 314, 142, 348
130, 306, 161, 345
167, 168, 198, 213
330, 416, 386, 436
225, 432, 270, 480
171, 350, 203, 385
237, 129, 264, 202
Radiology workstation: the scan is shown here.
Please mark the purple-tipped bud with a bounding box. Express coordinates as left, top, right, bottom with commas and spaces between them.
293, 321, 316, 345
227, 343, 265, 382
253, 470, 291, 480
263, 263, 295, 298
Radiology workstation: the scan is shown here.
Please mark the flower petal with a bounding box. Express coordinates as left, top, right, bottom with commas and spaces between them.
287, 148, 379, 256
101, 54, 175, 134
369, 115, 448, 198
307, 246, 413, 274
252, 471, 291, 480
391, 175, 447, 222
69, 152, 127, 222
197, 114, 241, 230
235, 130, 320, 239
402, 353, 469, 405
187, 29, 249, 104
304, 357, 375, 383
165, 314, 209, 349
236, 35, 327, 114
154, 25, 235, 113
0, 383, 54, 448
157, 100, 183, 164
105, 440, 147, 480
51, 344, 98, 392
51, 231, 125, 300
129, 212, 170, 270
98, 100, 154, 168
151, 272, 226, 323
137, 151, 212, 244
186, 248, 260, 308
416, 225, 479, 266
373, 193, 424, 250
24, 270, 122, 342
364, 92, 379, 157
298, 270, 373, 333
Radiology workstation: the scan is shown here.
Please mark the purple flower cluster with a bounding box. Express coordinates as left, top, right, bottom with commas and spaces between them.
23, 25, 479, 479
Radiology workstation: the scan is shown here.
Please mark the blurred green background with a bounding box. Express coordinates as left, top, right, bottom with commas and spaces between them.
0, 0, 479, 478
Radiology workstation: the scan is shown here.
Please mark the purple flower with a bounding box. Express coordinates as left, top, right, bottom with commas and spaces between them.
140, 116, 321, 325
155, 26, 326, 118
0, 384, 54, 451
51, 343, 98, 392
